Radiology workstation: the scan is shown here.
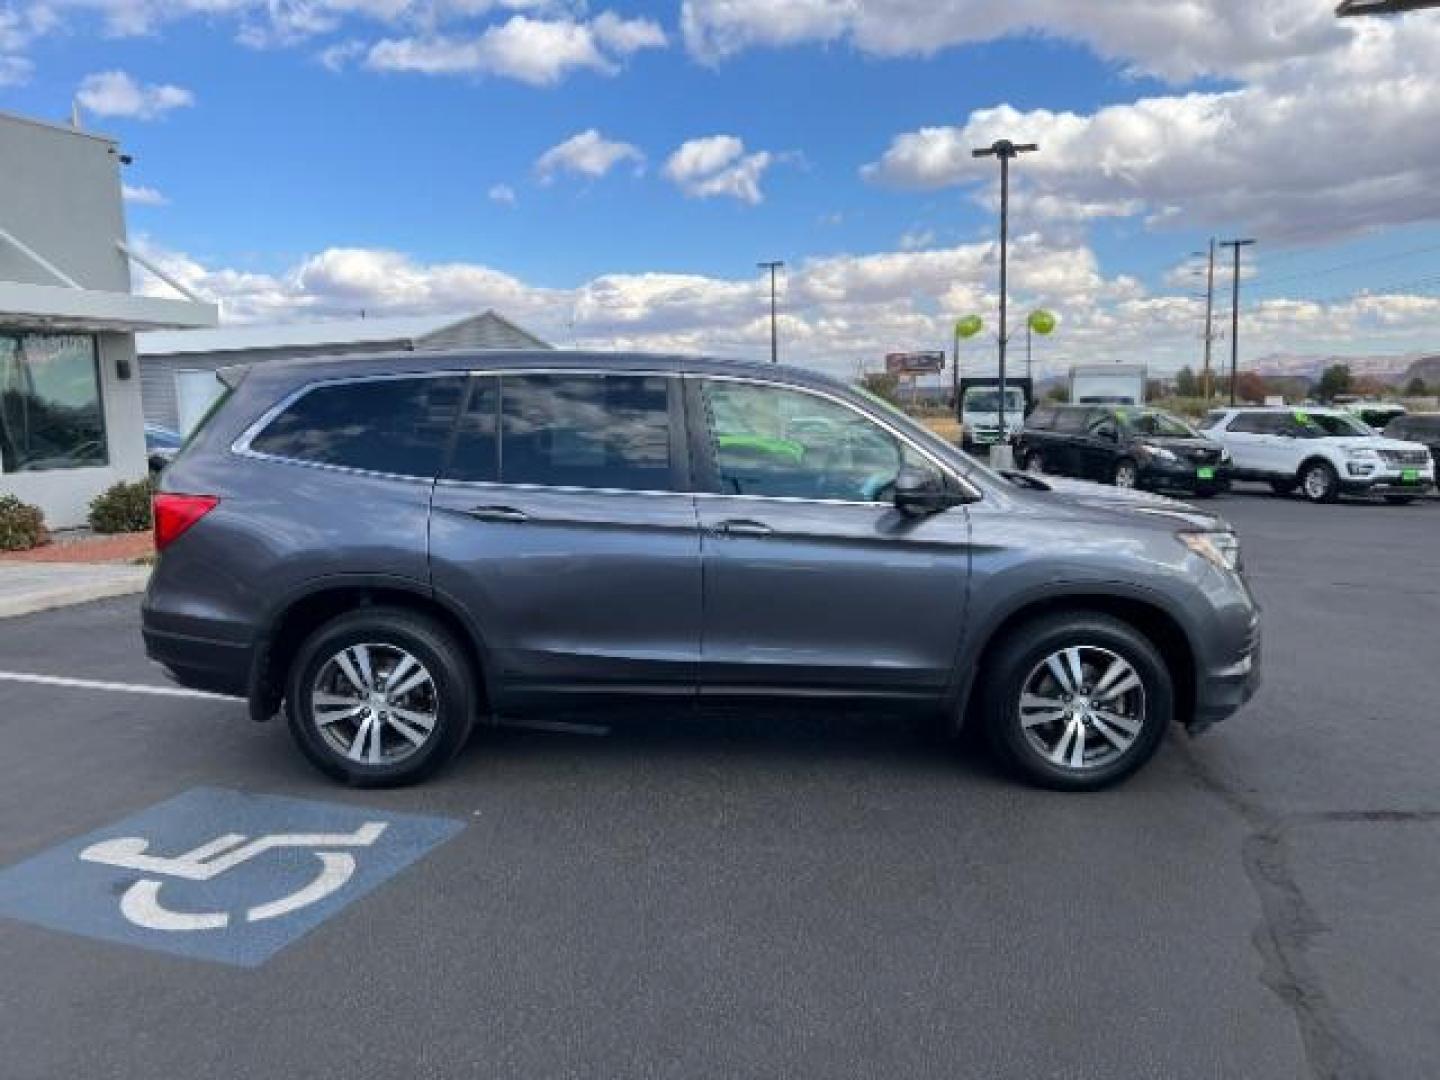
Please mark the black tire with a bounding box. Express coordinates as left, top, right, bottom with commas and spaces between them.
1384, 495, 1415, 505
1022, 449, 1046, 474
1112, 458, 1140, 489
1192, 487, 1219, 499
285, 607, 476, 787
978, 613, 1172, 792
1298, 460, 1340, 504
1269, 480, 1297, 496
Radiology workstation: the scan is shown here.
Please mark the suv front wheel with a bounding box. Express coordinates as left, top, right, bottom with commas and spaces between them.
1299, 460, 1340, 504
979, 613, 1172, 791
285, 607, 476, 786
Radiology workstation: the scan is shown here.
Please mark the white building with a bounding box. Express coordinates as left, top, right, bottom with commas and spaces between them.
139, 310, 551, 434
0, 108, 217, 527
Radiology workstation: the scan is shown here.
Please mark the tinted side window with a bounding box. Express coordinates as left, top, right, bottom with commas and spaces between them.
249, 376, 465, 477
500, 374, 676, 491
1052, 408, 1088, 434
1227, 412, 1269, 434
703, 380, 928, 502
445, 376, 500, 482
1412, 418, 1440, 440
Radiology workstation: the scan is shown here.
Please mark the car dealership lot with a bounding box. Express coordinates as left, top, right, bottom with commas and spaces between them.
2, 490, 1437, 1079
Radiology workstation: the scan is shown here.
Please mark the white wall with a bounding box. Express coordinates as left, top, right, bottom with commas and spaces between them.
3, 332, 148, 529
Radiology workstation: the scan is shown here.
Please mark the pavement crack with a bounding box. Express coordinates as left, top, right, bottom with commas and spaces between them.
1288, 810, 1440, 825
1173, 735, 1378, 1080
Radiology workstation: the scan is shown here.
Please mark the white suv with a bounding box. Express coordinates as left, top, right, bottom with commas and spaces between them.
1202, 406, 1435, 504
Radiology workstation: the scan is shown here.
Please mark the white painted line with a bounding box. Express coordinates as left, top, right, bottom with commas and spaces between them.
501, 718, 611, 737
0, 670, 239, 702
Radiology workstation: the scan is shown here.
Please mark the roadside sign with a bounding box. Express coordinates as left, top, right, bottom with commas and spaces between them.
0, 787, 462, 967
885, 351, 946, 375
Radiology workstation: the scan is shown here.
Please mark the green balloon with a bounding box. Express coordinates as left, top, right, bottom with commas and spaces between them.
955, 315, 983, 339
1028, 309, 1057, 335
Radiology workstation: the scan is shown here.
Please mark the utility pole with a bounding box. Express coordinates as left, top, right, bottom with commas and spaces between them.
1201, 239, 1216, 401
952, 323, 961, 415
1219, 239, 1256, 406
972, 139, 1038, 455
757, 260, 784, 363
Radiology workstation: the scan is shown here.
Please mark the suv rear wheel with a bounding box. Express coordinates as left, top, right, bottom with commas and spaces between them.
1299, 460, 1340, 504
979, 613, 1172, 791
1022, 449, 1046, 474
1112, 459, 1140, 489
285, 607, 476, 786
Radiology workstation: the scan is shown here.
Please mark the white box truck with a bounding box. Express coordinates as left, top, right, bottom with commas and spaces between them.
1069, 364, 1148, 405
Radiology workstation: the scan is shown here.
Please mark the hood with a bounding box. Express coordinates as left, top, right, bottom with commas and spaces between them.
1000, 471, 1231, 532
1330, 436, 1428, 453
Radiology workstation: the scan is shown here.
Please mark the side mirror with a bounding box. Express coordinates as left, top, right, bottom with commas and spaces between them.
893, 466, 950, 516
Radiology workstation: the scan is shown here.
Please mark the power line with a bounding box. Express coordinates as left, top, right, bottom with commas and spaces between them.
1247, 240, 1440, 296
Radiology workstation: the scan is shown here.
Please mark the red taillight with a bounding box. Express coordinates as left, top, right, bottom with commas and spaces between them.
153, 493, 219, 552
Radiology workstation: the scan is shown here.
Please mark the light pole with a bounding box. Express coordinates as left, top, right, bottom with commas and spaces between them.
972, 139, 1038, 455
757, 260, 784, 363
1219, 239, 1255, 405
1197, 240, 1217, 401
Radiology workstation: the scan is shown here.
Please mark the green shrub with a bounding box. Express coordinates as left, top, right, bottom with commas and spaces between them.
88, 478, 154, 534
0, 495, 48, 551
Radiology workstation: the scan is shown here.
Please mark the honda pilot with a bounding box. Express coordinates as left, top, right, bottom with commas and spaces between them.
143, 352, 1261, 791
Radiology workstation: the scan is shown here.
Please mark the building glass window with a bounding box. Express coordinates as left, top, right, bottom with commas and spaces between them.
0, 333, 108, 474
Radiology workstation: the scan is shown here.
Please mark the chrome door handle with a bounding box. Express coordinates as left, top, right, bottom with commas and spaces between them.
463, 505, 528, 523
713, 519, 772, 537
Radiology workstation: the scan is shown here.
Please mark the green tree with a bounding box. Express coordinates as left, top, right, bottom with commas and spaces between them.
1316, 364, 1352, 402
1175, 366, 1199, 397
859, 372, 901, 405
1405, 377, 1428, 396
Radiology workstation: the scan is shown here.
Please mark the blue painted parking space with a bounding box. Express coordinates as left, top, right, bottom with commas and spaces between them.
0, 787, 463, 968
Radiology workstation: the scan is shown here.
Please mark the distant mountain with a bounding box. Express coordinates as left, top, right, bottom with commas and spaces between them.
1403, 355, 1440, 387
1252, 352, 1425, 379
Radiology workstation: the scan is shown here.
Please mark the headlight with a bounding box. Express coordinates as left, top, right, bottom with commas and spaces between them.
1142, 444, 1178, 462
1345, 447, 1378, 460
1179, 531, 1241, 571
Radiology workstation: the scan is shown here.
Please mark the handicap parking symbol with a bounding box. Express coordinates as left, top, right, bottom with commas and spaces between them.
0, 787, 463, 967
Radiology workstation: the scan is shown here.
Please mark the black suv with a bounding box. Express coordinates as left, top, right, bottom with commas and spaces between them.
1384, 413, 1440, 473
1016, 405, 1229, 497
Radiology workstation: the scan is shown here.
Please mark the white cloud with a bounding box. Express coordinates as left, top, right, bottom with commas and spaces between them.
663, 135, 778, 204
365, 12, 664, 84
0, 55, 32, 86
863, 20, 1440, 244
317, 38, 366, 70
488, 183, 517, 206
680, 0, 1343, 83
76, 70, 195, 120
128, 235, 1440, 380
122, 183, 170, 206
535, 129, 644, 181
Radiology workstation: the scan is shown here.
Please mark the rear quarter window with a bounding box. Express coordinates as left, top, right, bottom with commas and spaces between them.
247, 375, 466, 477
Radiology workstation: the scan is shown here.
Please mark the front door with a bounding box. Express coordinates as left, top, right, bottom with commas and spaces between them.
429, 372, 702, 699
689, 377, 971, 698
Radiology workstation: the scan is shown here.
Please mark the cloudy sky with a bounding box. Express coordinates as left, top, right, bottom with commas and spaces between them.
3, 0, 1440, 378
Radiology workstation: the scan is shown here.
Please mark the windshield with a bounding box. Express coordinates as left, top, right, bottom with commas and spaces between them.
964, 389, 1025, 412
1300, 411, 1373, 437
1121, 409, 1199, 438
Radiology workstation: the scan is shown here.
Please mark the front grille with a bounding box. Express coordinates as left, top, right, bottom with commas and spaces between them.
1379, 448, 1430, 467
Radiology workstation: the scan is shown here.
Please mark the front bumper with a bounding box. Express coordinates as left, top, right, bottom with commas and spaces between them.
1339, 465, 1435, 495
1190, 617, 1261, 733
1139, 458, 1231, 491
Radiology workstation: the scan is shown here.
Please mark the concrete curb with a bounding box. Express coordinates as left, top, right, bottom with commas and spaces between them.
0, 566, 151, 619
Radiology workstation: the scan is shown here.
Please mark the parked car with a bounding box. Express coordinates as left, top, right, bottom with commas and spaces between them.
1015, 404, 1229, 497
145, 423, 183, 475
1201, 406, 1435, 504
1382, 413, 1440, 476
143, 352, 1260, 792
1339, 400, 1407, 430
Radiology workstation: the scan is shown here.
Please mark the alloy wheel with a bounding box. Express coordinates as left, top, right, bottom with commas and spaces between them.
310, 643, 438, 765
1114, 462, 1138, 489
1017, 645, 1147, 772
1303, 465, 1331, 501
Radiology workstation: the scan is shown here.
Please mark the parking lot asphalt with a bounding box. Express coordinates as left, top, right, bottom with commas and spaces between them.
1, 486, 1436, 1080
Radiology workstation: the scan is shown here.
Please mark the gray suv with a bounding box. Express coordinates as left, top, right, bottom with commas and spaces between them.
143, 352, 1260, 791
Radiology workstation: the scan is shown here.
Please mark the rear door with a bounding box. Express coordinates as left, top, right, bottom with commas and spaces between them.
1216, 411, 1270, 476
689, 376, 971, 698
429, 371, 702, 700
1044, 407, 1089, 476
